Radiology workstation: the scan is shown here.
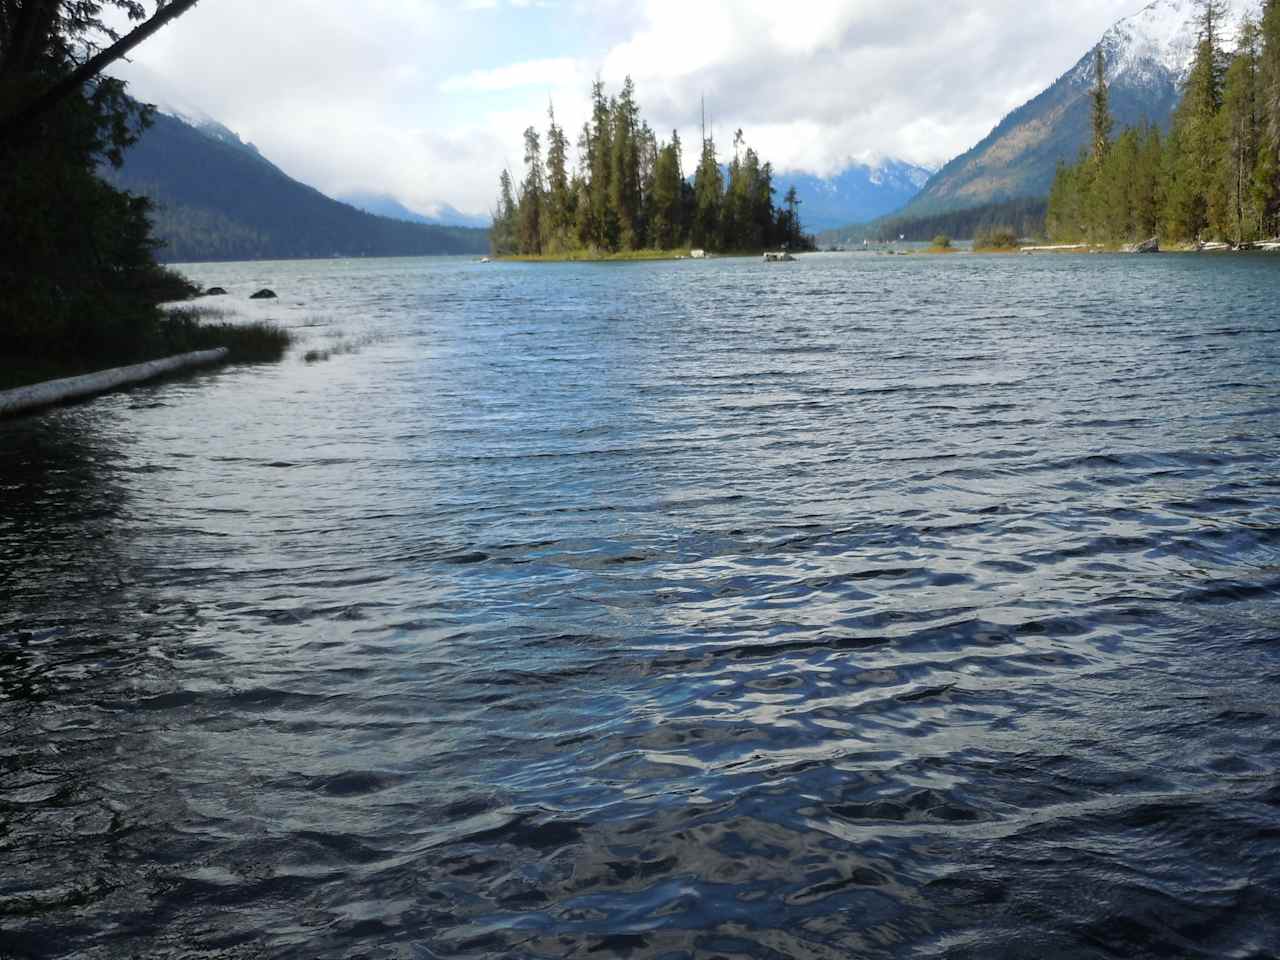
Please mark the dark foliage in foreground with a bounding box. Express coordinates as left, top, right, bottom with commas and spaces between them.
0, 2, 207, 370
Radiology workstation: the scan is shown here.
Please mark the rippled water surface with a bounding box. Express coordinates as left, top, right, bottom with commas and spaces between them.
3, 252, 1280, 958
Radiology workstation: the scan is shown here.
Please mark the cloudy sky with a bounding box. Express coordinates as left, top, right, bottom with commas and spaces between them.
111, 1, 1150, 220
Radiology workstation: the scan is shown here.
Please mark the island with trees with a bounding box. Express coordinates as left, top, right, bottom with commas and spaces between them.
490, 78, 816, 259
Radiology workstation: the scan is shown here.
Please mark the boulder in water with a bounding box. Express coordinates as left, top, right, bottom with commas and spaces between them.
250, 288, 278, 300
1123, 237, 1159, 254
204, 286, 228, 296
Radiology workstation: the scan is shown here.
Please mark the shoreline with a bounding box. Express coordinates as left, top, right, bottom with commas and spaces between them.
495, 248, 813, 263
497, 249, 698, 263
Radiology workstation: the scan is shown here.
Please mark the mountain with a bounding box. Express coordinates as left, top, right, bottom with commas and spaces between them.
898, 0, 1256, 218
338, 192, 490, 229
776, 158, 934, 231
103, 111, 489, 262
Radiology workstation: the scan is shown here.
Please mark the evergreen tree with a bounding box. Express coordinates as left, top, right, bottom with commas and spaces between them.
544, 102, 572, 250
650, 132, 683, 249
692, 126, 722, 249
1257, 0, 1280, 234
721, 129, 746, 247
490, 168, 518, 255
590, 82, 615, 249
574, 121, 596, 247
518, 126, 544, 254
1166, 0, 1228, 239
1133, 124, 1165, 239
1046, 157, 1081, 241
609, 76, 641, 249
1218, 17, 1263, 242
636, 121, 658, 248
753, 157, 776, 248
1091, 46, 1114, 164
780, 186, 803, 249
1096, 128, 1137, 240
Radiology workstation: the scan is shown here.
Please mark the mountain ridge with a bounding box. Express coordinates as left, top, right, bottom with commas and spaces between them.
105, 110, 489, 262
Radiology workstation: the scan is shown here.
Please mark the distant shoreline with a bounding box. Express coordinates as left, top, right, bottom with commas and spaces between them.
496, 249, 810, 263
161, 251, 487, 267
497, 249, 692, 263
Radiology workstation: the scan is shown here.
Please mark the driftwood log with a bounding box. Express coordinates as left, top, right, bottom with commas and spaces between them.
0, 348, 228, 418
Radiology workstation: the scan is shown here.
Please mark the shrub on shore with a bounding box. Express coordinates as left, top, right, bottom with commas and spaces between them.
973, 226, 1021, 251
161, 307, 293, 363
0, 305, 293, 391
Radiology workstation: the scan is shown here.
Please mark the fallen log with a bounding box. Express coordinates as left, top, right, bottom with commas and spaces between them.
0, 348, 229, 418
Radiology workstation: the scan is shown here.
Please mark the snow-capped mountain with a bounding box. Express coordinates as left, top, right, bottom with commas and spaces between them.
898, 0, 1259, 218
1087, 0, 1250, 91
776, 158, 935, 231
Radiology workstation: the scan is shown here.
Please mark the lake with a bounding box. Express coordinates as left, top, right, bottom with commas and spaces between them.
2, 251, 1278, 958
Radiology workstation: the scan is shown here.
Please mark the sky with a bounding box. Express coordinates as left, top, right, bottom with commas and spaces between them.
109, 1, 1155, 221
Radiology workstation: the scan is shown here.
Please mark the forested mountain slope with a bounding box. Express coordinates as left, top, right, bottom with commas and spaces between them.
103, 112, 488, 262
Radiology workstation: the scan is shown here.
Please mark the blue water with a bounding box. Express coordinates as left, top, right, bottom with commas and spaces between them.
2, 252, 1279, 958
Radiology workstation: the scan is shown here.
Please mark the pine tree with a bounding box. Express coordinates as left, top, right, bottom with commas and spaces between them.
1218, 18, 1263, 242
609, 76, 642, 249
1133, 124, 1165, 239
544, 103, 572, 250
721, 129, 746, 247
1165, 0, 1228, 240
1046, 159, 1078, 241
781, 186, 803, 249
752, 155, 776, 248
1098, 128, 1137, 240
1091, 46, 1114, 164
691, 124, 722, 249
490, 169, 518, 255
636, 121, 658, 248
650, 132, 683, 249
589, 81, 614, 250
1257, 0, 1280, 235
518, 126, 545, 254
574, 121, 596, 247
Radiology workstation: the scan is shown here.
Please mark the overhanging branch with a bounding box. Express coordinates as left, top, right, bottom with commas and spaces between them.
0, 0, 201, 145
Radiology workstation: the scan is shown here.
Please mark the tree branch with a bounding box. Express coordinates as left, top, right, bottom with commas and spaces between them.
0, 0, 201, 145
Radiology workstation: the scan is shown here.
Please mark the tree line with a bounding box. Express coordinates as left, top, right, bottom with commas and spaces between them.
827, 197, 1048, 245
491, 78, 814, 256
1048, 0, 1280, 245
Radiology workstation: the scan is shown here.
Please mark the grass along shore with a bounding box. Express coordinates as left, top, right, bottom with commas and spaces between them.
0, 304, 294, 392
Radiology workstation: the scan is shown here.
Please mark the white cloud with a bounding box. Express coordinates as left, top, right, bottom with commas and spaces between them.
110, 1, 1146, 216
440, 57, 582, 94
